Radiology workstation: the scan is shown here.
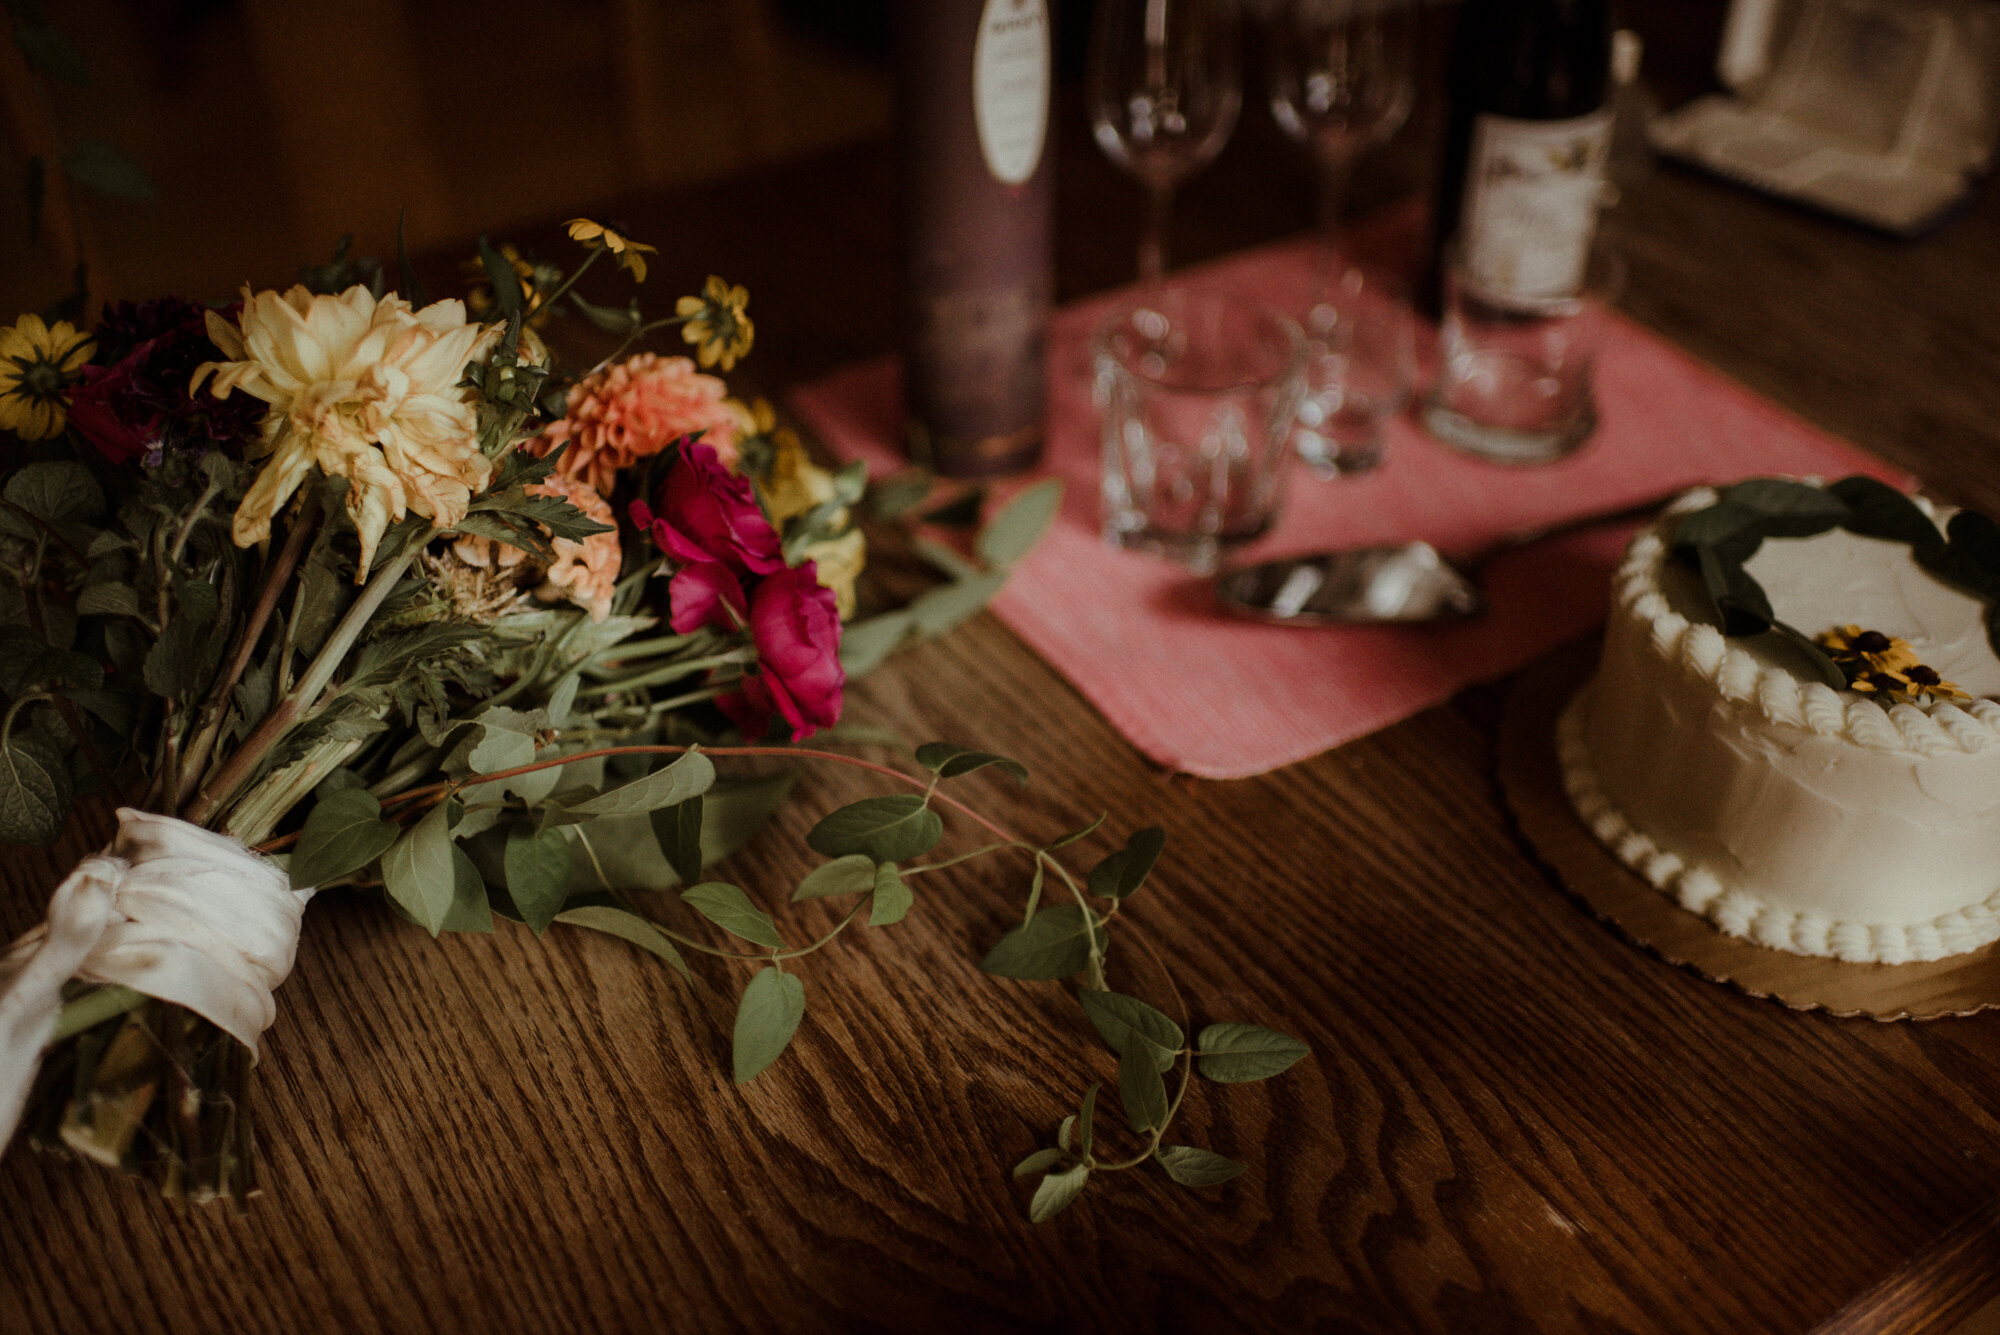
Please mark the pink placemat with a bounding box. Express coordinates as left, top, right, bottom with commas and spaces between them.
792, 237, 1908, 779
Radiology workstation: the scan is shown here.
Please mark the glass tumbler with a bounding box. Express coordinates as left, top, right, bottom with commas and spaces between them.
1095, 290, 1307, 573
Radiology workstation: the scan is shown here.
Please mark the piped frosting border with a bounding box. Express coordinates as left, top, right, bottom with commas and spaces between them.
1613, 488, 2000, 758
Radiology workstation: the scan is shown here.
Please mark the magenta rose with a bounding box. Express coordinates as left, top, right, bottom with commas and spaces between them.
718, 563, 844, 740
667, 561, 747, 635
630, 440, 784, 576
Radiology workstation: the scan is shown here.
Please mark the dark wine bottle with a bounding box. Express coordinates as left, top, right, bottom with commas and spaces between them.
895, 0, 1054, 478
1424, 0, 1613, 312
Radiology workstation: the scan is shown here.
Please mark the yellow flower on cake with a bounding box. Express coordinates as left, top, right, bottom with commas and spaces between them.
194, 285, 502, 572
0, 314, 95, 440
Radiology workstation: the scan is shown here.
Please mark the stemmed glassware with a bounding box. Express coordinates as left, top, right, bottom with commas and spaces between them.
1088, 0, 1243, 283
1266, 0, 1416, 246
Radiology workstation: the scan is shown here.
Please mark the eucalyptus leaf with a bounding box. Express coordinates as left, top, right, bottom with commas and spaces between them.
733, 967, 805, 1083
682, 881, 783, 948
504, 826, 572, 933
976, 479, 1062, 567
838, 609, 914, 676
911, 536, 983, 582
1057, 1115, 1076, 1152
1724, 478, 1849, 535
440, 847, 494, 933
906, 572, 1007, 637
1087, 826, 1166, 900
1921, 511, 2000, 602
1766, 623, 1849, 690
980, 904, 1104, 980
868, 862, 911, 926
1078, 990, 1182, 1072
555, 898, 689, 979
289, 788, 400, 888
0, 730, 69, 845
1118, 1049, 1168, 1133
806, 794, 943, 863
792, 854, 875, 902
869, 472, 934, 521
1012, 1147, 1063, 1179
650, 794, 705, 887
381, 802, 456, 935
1028, 1164, 1090, 1223
913, 743, 1029, 784
562, 749, 715, 818
1156, 1145, 1245, 1187
1196, 1023, 1311, 1083
1829, 476, 1943, 549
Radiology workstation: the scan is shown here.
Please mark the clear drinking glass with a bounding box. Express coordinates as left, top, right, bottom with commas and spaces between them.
1096, 291, 1308, 573
1292, 264, 1415, 476
1266, 0, 1416, 244
1088, 0, 1243, 282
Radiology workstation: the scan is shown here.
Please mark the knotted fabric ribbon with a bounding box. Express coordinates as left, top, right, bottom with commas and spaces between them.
0, 808, 311, 1145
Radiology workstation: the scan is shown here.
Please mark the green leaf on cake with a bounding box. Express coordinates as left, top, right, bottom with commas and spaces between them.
1723, 478, 1848, 536
1830, 476, 1944, 550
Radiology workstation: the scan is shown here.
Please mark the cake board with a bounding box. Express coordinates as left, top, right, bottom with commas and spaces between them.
1499, 640, 2000, 1021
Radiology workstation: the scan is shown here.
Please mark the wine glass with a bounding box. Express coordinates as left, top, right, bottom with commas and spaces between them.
1088, 0, 1243, 283
1266, 0, 1416, 247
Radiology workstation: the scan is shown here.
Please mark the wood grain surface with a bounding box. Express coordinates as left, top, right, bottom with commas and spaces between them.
7, 7, 2000, 1332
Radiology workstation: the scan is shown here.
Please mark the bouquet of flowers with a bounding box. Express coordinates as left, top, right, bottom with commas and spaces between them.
0, 220, 1306, 1222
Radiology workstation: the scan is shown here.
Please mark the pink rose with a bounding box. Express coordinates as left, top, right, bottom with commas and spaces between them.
718, 563, 844, 740
630, 441, 783, 576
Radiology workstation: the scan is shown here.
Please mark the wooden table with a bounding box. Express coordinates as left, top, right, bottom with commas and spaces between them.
7, 33, 2000, 1335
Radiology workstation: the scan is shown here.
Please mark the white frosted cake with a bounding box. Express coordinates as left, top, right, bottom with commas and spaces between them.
1561, 482, 2000, 964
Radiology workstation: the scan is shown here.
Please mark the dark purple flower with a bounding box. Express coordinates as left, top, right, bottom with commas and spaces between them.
71, 299, 262, 465
630, 441, 784, 576
717, 563, 843, 741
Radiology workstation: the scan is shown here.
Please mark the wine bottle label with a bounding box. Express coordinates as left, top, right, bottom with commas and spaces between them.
1462, 109, 1613, 302
972, 0, 1050, 186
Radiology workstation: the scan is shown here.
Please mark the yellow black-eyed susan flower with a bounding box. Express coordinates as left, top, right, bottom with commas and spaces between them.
676, 275, 753, 371
0, 314, 95, 440
565, 218, 657, 283
1817, 625, 1968, 703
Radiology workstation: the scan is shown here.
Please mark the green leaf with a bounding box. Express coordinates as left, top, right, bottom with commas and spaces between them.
381, 802, 456, 935
568, 290, 644, 337
976, 478, 1062, 567
13, 16, 89, 84
869, 862, 911, 926
1076, 1082, 1099, 1159
1057, 1115, 1076, 1152
1921, 511, 2000, 602
914, 742, 1029, 784
555, 898, 689, 979
869, 471, 934, 521
1724, 478, 1848, 536
1078, 990, 1182, 1072
1012, 1147, 1063, 1179
1829, 476, 1942, 549
74, 583, 140, 618
681, 881, 782, 948
562, 749, 715, 818
1118, 1048, 1168, 1133
911, 536, 983, 582
504, 826, 572, 933
0, 730, 69, 844
919, 487, 986, 529
1767, 622, 1849, 690
1196, 1023, 1311, 1083
792, 854, 875, 902
62, 137, 156, 202
838, 608, 914, 676
5, 460, 102, 524
395, 209, 429, 308
1087, 826, 1166, 900
289, 788, 400, 888
476, 233, 525, 320
733, 967, 805, 1083
440, 846, 494, 933
906, 572, 1007, 637
1156, 1145, 1245, 1187
980, 904, 1103, 981
806, 794, 943, 863
650, 794, 704, 887
1028, 1164, 1090, 1223
1047, 812, 1108, 849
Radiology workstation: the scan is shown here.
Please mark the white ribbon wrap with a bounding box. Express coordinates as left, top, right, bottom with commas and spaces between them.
0, 808, 311, 1145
